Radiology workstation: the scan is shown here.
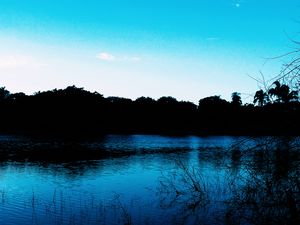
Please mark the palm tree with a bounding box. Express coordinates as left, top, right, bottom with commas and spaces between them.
282, 90, 298, 103
268, 81, 282, 102
253, 90, 269, 106
268, 81, 298, 103
231, 92, 242, 106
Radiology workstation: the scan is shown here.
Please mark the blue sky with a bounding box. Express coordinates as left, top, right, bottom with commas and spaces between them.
0, 0, 299, 103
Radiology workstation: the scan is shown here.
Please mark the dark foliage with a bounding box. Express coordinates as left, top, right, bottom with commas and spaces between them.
0, 83, 299, 136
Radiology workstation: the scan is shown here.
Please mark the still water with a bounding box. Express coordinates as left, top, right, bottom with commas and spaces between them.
0, 135, 298, 225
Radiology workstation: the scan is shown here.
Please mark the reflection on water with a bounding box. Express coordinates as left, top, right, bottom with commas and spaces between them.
0, 135, 299, 225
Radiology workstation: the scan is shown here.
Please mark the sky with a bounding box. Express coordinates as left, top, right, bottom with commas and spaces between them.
0, 0, 299, 103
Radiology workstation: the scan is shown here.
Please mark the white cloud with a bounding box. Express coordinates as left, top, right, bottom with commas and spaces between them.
96, 52, 116, 61
0, 55, 45, 69
96, 52, 141, 62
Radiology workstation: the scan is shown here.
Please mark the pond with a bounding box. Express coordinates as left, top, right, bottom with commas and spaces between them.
0, 135, 299, 225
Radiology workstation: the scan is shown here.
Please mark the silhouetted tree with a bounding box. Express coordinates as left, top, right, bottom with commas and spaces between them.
9, 92, 26, 100
0, 87, 10, 100
231, 92, 242, 106
0, 84, 299, 136
268, 81, 282, 102
253, 90, 269, 107
135, 97, 156, 105
198, 96, 231, 132
198, 96, 229, 110
282, 89, 298, 103
157, 96, 178, 105
268, 81, 298, 103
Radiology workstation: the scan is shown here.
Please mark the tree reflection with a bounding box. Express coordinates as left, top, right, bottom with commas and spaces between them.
158, 137, 300, 225
226, 137, 299, 225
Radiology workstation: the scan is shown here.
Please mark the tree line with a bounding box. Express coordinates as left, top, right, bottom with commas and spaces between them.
0, 81, 300, 136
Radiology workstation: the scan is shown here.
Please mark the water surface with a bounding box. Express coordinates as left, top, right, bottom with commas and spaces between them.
0, 135, 298, 225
